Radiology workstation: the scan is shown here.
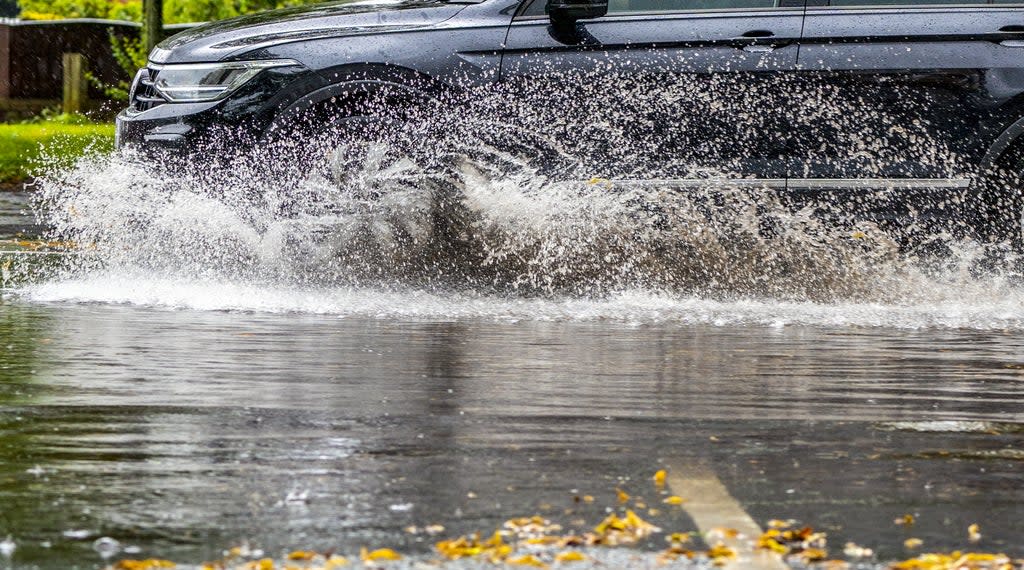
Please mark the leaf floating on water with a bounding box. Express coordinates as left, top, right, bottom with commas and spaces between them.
756, 520, 828, 563
359, 547, 402, 562
593, 510, 660, 545
758, 536, 788, 554
968, 523, 982, 543
662, 496, 685, 506
843, 542, 874, 558
111, 561, 176, 570
891, 551, 1017, 570
708, 542, 737, 565
708, 527, 740, 540
436, 530, 513, 563
896, 514, 916, 526
905, 538, 924, 550
801, 548, 828, 562
324, 555, 349, 568
615, 488, 630, 503
507, 554, 548, 568
553, 551, 586, 563
657, 545, 696, 564
653, 470, 667, 488
286, 551, 316, 561
666, 532, 692, 544
505, 516, 562, 538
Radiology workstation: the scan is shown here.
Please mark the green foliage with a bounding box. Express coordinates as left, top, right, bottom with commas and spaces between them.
86, 31, 147, 101
18, 108, 93, 125
17, 0, 120, 20
163, 0, 316, 24
18, 0, 322, 23
0, 122, 115, 184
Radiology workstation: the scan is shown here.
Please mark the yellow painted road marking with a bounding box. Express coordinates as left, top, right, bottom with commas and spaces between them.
667, 462, 789, 570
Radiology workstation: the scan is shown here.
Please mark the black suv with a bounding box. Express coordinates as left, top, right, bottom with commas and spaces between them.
116, 0, 1024, 243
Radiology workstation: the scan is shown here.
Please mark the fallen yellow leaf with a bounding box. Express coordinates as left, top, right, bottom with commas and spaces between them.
251, 559, 274, 570
708, 542, 737, 561
653, 470, 667, 488
968, 523, 981, 543
896, 514, 916, 526
113, 561, 176, 570
904, 538, 924, 550
554, 551, 586, 563
662, 496, 685, 505
359, 547, 401, 562
666, 532, 692, 544
324, 555, 349, 568
508, 554, 548, 568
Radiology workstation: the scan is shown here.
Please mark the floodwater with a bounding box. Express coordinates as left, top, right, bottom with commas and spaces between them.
0, 146, 1023, 569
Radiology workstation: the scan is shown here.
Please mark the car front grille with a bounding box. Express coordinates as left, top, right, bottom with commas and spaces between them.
129, 67, 166, 112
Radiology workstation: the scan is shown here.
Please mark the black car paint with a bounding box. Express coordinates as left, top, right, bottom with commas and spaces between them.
795, 7, 1024, 179
501, 7, 804, 178
116, 0, 1024, 192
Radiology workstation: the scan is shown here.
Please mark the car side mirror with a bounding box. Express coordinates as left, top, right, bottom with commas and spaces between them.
547, 0, 608, 26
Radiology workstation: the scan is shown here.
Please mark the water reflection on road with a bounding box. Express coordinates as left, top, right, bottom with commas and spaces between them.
0, 300, 1021, 568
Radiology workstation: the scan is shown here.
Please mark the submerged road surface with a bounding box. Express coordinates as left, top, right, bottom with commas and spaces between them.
1, 186, 1023, 569
0, 301, 1022, 569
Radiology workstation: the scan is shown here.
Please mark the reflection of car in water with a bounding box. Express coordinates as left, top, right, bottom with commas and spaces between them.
117, 0, 1024, 245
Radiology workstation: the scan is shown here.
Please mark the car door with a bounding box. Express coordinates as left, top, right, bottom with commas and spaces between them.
499, 0, 806, 183
793, 0, 1024, 190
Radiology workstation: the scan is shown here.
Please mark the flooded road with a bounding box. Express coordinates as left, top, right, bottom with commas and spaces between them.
0, 300, 1022, 569
2, 160, 1024, 570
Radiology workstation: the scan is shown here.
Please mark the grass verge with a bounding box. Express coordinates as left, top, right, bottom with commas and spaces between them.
0, 121, 115, 187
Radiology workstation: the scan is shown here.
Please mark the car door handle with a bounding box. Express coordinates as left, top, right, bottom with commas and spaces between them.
735, 30, 776, 41
733, 31, 788, 52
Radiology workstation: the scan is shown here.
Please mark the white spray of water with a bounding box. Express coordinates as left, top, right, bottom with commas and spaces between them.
21, 72, 1024, 329
20, 142, 1024, 331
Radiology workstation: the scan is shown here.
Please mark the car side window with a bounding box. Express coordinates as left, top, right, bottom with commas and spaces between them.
608, 0, 780, 13
518, 0, 784, 17
829, 0, 1016, 4
519, 0, 548, 17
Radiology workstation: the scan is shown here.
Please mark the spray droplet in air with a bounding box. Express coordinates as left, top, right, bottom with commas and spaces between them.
0, 536, 15, 559
92, 537, 121, 560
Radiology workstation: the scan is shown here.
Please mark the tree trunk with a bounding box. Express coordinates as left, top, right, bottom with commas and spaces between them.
143, 0, 164, 56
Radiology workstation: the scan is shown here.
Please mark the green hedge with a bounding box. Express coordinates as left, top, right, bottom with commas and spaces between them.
18, 0, 323, 24
0, 122, 115, 185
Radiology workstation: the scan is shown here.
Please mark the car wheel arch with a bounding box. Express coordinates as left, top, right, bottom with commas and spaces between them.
265, 67, 447, 139
982, 111, 1024, 173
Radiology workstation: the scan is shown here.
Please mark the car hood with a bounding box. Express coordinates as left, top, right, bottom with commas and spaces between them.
151, 0, 467, 64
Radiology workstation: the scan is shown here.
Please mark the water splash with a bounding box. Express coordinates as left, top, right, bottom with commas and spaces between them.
22, 76, 1024, 328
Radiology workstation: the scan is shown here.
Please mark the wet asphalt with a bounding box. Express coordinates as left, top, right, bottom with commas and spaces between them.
0, 192, 1022, 569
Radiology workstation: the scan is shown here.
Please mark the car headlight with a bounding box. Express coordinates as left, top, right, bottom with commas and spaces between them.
152, 60, 298, 103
